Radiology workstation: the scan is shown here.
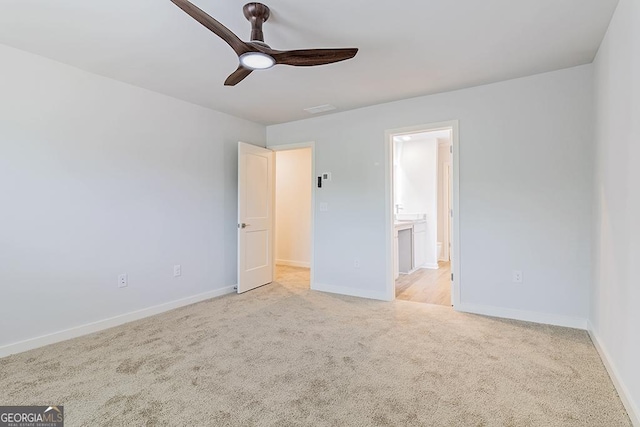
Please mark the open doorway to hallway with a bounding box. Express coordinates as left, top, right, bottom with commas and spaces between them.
274, 147, 313, 290
391, 127, 454, 306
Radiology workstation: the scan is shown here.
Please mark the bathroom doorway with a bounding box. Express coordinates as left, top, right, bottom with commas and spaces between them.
385, 122, 459, 307
272, 144, 314, 291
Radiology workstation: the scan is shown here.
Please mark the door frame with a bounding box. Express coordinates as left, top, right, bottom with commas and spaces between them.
442, 161, 451, 262
384, 121, 460, 307
269, 141, 316, 290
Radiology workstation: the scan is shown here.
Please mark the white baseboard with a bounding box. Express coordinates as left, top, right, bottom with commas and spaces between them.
421, 263, 440, 270
276, 259, 310, 268
0, 285, 236, 359
312, 283, 389, 301
455, 302, 587, 330
588, 321, 639, 426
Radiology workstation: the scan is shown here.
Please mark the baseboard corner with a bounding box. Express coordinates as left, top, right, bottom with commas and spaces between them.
587, 321, 640, 426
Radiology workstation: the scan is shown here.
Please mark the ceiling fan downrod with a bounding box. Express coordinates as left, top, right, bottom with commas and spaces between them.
243, 2, 270, 42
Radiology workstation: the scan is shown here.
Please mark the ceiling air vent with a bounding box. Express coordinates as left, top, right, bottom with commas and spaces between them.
304, 104, 337, 114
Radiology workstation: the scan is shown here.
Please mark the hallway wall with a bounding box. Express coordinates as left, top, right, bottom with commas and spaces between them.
275, 148, 312, 267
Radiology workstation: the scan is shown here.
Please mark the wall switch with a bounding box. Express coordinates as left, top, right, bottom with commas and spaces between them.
118, 273, 128, 288
173, 264, 182, 277
512, 270, 523, 284
319, 202, 328, 212
354, 259, 361, 268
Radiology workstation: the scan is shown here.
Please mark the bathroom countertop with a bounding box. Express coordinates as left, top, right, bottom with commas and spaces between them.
394, 219, 426, 230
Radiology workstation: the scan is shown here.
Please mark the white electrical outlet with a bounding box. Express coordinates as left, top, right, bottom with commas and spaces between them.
319, 202, 329, 212
512, 270, 523, 284
118, 273, 128, 288
173, 264, 182, 277
354, 259, 361, 268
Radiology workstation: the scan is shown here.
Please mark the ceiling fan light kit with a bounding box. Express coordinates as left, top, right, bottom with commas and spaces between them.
170, 0, 358, 86
239, 52, 275, 70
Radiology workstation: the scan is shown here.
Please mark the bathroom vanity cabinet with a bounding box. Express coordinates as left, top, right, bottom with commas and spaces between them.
393, 219, 427, 279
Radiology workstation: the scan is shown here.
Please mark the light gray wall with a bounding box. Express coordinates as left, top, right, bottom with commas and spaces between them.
592, 0, 640, 420
267, 65, 594, 324
0, 44, 265, 348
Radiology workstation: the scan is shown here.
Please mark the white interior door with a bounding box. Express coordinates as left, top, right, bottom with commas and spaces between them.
238, 142, 274, 293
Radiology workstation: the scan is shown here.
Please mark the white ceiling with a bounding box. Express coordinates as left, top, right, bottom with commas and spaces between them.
0, 0, 618, 125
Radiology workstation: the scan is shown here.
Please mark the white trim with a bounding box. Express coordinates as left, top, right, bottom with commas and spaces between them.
422, 263, 440, 270
276, 259, 311, 268
268, 141, 316, 290
385, 121, 460, 306
442, 162, 451, 262
0, 286, 236, 358
450, 122, 460, 308
313, 283, 388, 301
588, 321, 640, 426
455, 302, 587, 330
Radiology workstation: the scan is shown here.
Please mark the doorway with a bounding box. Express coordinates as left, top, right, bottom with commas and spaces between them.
237, 142, 315, 294
273, 144, 314, 290
385, 121, 460, 307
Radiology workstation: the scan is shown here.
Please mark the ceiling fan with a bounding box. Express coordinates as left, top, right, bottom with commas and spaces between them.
170, 0, 359, 86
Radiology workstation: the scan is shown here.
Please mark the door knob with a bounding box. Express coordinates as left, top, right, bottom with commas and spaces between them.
239, 223, 250, 229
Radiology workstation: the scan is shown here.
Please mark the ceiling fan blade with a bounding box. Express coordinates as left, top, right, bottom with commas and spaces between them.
170, 0, 250, 56
224, 66, 253, 86
272, 48, 358, 67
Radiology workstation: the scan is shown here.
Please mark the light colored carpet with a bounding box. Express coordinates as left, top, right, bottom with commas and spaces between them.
0, 266, 631, 426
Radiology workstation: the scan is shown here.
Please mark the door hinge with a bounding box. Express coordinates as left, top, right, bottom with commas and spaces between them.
451, 273, 454, 281
450, 146, 453, 154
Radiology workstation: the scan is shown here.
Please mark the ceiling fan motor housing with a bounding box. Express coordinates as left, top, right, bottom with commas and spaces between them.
243, 3, 270, 42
